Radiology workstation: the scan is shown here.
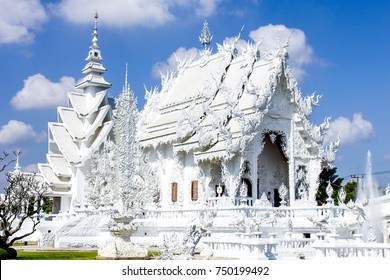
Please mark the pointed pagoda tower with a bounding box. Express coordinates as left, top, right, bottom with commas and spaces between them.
38, 13, 114, 213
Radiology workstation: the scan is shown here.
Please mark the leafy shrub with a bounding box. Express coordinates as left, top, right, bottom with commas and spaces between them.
7, 247, 17, 259
0, 248, 9, 260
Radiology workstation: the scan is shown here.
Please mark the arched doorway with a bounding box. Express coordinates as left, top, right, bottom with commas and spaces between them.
257, 131, 288, 207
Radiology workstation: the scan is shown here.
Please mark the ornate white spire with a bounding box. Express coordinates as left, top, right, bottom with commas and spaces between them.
76, 13, 111, 91
199, 18, 213, 49
87, 12, 102, 62
122, 63, 130, 93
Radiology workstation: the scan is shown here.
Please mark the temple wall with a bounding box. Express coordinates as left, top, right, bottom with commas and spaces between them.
60, 196, 71, 213
146, 145, 204, 208
307, 159, 322, 203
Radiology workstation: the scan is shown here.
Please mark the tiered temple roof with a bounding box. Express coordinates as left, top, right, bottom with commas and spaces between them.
39, 14, 113, 193
139, 34, 328, 162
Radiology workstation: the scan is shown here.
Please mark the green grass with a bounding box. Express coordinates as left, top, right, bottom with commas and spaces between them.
13, 242, 37, 247
9, 249, 159, 260
15, 250, 98, 260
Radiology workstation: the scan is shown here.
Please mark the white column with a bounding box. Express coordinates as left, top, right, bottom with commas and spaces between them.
288, 119, 295, 205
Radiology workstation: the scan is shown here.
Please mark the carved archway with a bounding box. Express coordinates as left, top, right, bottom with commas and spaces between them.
257, 130, 289, 206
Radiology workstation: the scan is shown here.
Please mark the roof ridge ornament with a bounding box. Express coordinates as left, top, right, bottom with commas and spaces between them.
276, 32, 291, 61
199, 18, 213, 49
14, 150, 21, 173
233, 25, 245, 56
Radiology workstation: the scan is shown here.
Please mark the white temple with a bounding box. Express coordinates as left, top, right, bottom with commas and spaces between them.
31, 16, 390, 259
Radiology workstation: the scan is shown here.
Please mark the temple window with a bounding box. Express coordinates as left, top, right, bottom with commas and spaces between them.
191, 181, 198, 201
171, 182, 178, 202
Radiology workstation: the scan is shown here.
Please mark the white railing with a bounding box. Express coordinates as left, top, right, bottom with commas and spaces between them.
278, 238, 316, 249
312, 241, 390, 258
202, 236, 390, 259
202, 234, 316, 259
202, 236, 278, 259
204, 197, 258, 207
143, 208, 207, 220
142, 204, 344, 222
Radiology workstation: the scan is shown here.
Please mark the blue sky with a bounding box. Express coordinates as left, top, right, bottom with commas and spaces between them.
0, 0, 389, 186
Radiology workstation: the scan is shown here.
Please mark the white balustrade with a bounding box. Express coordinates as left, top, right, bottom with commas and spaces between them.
278, 238, 316, 249
141, 204, 346, 223
312, 241, 390, 258
202, 236, 273, 259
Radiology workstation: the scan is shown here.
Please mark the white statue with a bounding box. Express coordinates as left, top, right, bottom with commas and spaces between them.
217, 184, 223, 197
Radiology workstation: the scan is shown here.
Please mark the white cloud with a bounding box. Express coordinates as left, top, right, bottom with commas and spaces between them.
195, 0, 222, 17
152, 47, 200, 78
384, 154, 390, 161
0, 0, 48, 44
50, 0, 220, 28
249, 24, 313, 81
10, 74, 76, 110
0, 120, 46, 145
324, 113, 374, 145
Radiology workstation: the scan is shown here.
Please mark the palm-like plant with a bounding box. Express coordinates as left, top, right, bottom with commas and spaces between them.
315, 167, 343, 205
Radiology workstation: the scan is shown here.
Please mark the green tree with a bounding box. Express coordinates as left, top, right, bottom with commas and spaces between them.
343, 180, 358, 204
315, 167, 343, 205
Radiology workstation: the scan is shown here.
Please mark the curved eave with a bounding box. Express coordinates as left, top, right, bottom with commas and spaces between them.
194, 141, 227, 162
79, 121, 114, 164
58, 105, 111, 142
147, 110, 181, 130
46, 154, 71, 177
49, 123, 81, 164
139, 127, 176, 146
68, 90, 107, 116
84, 105, 111, 139
173, 134, 199, 154
38, 163, 71, 189
89, 90, 108, 115
58, 107, 84, 139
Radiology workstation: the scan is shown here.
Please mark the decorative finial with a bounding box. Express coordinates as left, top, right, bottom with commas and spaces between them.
14, 150, 21, 173
199, 18, 213, 49
92, 12, 99, 50
123, 63, 130, 93
85, 13, 102, 62
94, 12, 98, 31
